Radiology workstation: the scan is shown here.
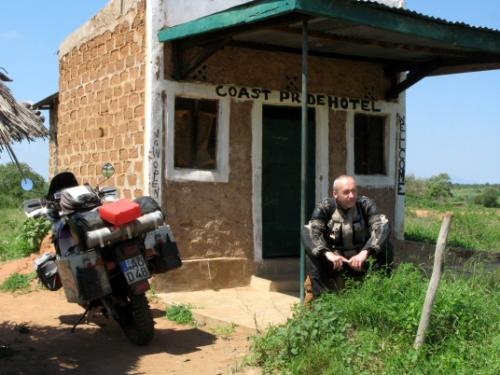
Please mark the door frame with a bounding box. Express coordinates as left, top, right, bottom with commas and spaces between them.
252, 101, 329, 262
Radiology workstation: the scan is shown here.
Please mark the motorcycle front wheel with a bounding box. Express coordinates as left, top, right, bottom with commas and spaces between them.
115, 293, 154, 345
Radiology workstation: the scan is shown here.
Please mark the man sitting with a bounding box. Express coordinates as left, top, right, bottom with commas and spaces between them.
303, 175, 393, 299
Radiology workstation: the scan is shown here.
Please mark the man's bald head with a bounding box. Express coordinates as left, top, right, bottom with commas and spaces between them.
332, 175, 358, 209
333, 175, 356, 192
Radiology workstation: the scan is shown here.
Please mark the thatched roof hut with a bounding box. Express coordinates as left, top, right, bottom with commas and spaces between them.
0, 70, 48, 153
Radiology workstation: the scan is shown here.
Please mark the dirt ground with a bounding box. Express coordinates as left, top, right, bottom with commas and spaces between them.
0, 257, 260, 375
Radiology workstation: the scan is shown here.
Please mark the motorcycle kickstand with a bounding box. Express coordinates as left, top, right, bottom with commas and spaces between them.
71, 306, 90, 333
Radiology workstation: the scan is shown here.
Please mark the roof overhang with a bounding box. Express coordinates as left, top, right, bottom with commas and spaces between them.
34, 92, 58, 111
158, 0, 500, 98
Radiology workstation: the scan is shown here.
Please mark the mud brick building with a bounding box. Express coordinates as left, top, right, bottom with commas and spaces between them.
44, 0, 500, 291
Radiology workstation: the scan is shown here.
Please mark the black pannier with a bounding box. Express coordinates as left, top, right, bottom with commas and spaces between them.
158, 232, 182, 272
146, 225, 182, 273
34, 252, 62, 291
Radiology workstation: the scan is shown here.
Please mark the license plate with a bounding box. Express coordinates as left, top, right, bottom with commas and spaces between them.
119, 255, 150, 285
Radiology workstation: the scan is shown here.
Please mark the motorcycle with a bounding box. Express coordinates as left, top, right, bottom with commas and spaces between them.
23, 163, 181, 345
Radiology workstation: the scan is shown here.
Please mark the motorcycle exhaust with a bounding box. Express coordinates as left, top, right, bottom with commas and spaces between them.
85, 210, 164, 249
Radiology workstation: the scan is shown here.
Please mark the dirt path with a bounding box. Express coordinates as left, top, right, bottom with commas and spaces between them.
0, 259, 259, 375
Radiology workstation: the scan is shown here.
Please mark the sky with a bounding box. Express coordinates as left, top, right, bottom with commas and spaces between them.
0, 0, 499, 184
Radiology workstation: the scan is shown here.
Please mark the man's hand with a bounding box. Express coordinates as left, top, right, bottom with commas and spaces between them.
348, 250, 369, 271
324, 251, 348, 270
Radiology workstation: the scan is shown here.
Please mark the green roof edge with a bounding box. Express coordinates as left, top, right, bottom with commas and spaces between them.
158, 0, 500, 55
158, 0, 298, 42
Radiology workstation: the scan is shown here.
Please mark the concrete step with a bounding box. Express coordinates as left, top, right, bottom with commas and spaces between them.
255, 257, 300, 275
252, 258, 301, 293
250, 274, 300, 293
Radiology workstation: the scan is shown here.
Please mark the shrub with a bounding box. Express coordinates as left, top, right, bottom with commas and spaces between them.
474, 187, 499, 208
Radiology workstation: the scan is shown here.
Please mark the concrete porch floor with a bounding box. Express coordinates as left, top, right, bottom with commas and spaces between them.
157, 287, 300, 333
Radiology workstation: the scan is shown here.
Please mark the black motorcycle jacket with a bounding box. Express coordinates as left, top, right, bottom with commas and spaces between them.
306, 196, 390, 257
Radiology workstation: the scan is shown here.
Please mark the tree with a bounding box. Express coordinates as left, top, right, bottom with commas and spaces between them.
0, 162, 48, 208
425, 173, 453, 201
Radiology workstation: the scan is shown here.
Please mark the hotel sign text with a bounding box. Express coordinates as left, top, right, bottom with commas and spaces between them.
215, 85, 381, 112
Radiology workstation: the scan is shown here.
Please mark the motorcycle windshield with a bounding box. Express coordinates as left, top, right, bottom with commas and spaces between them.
47, 172, 79, 200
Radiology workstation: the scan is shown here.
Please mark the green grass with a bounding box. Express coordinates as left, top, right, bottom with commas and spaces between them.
0, 208, 30, 261
0, 272, 36, 293
250, 264, 500, 374
405, 192, 500, 252
0, 208, 51, 261
165, 304, 197, 326
209, 323, 236, 339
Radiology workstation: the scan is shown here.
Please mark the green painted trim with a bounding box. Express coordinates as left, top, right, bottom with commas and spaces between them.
158, 0, 297, 42
158, 0, 500, 55
295, 0, 500, 54
158, 0, 500, 54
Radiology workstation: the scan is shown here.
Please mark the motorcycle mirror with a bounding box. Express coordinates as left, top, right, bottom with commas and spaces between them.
21, 178, 34, 191
102, 163, 115, 179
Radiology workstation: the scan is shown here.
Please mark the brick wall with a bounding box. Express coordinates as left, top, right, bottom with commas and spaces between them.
55, 1, 146, 199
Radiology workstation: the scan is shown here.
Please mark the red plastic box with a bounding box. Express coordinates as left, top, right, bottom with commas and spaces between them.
99, 199, 141, 226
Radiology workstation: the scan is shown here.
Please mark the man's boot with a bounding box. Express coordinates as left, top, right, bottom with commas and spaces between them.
304, 275, 315, 305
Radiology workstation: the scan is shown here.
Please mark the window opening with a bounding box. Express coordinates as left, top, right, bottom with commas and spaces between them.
354, 113, 386, 175
174, 97, 218, 170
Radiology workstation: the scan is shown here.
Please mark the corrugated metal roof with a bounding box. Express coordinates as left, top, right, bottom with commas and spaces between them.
354, 0, 499, 33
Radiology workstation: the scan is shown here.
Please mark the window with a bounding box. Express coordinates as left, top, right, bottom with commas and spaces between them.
354, 114, 386, 175
165, 87, 229, 183
174, 97, 218, 170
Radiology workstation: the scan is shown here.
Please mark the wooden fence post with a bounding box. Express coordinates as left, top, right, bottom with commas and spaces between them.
414, 213, 453, 350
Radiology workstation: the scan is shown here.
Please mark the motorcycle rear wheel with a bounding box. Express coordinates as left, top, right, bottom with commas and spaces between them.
116, 293, 154, 345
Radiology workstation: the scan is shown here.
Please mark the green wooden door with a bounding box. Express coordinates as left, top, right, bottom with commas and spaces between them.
262, 106, 316, 258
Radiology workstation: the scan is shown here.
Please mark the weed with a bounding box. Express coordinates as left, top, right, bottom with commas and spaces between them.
0, 272, 36, 293
0, 210, 51, 261
147, 284, 159, 303
20, 217, 51, 251
249, 264, 500, 374
0, 209, 25, 261
209, 323, 236, 339
165, 304, 197, 326
229, 355, 255, 374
